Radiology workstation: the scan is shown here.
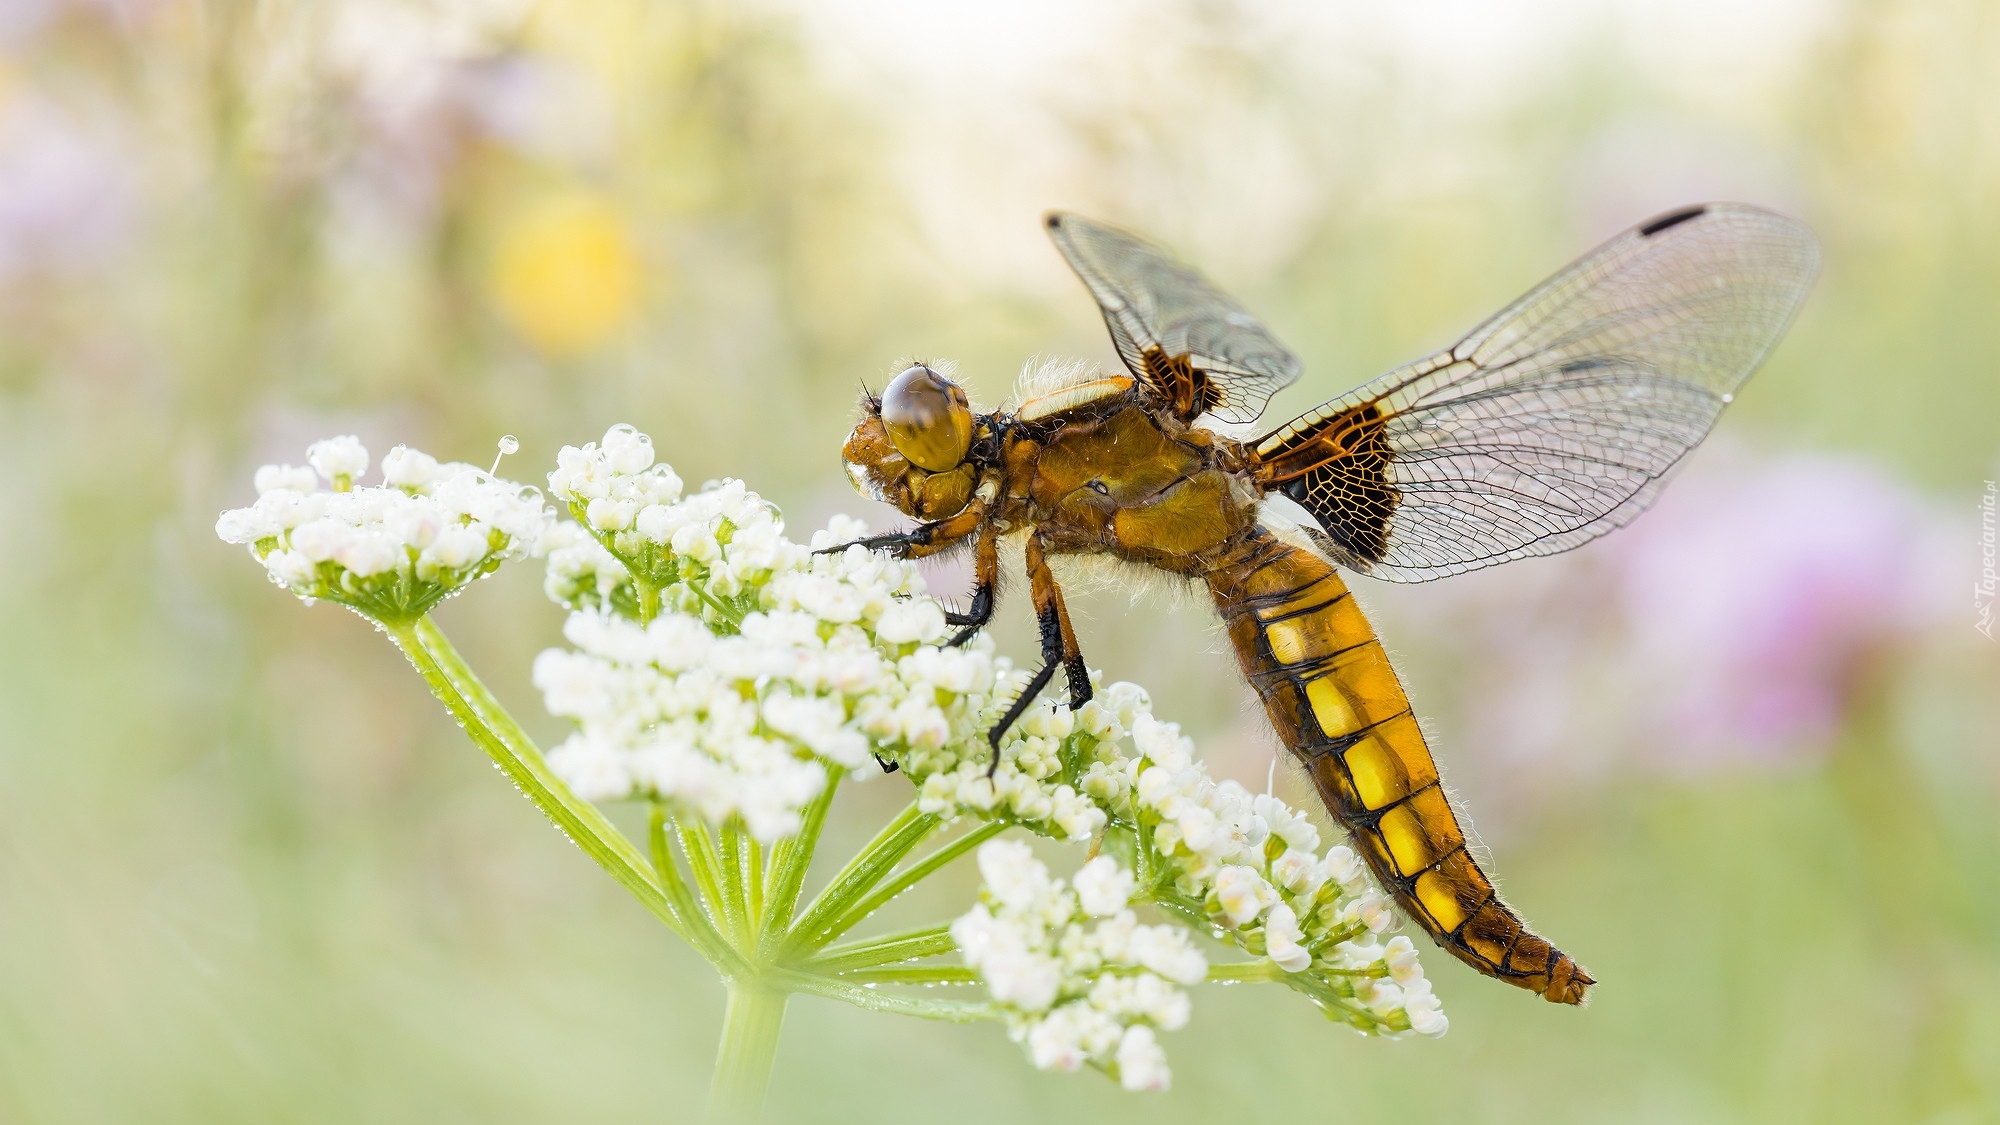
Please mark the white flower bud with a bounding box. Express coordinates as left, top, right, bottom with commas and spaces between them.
875, 599, 946, 645
430, 524, 489, 569
1270, 848, 1325, 897
1115, 1025, 1171, 1092
600, 424, 655, 474
215, 508, 276, 544
1072, 856, 1134, 917
1384, 934, 1424, 984
289, 519, 342, 562
1402, 978, 1449, 1037
253, 464, 319, 495
586, 496, 637, 531
1263, 902, 1312, 972
306, 435, 369, 483
1357, 890, 1395, 933
379, 445, 440, 489
1213, 865, 1268, 929
669, 523, 721, 564
334, 532, 400, 578
266, 550, 318, 588
386, 504, 441, 550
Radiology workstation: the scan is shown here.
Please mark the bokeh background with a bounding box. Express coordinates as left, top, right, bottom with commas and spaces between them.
3, 0, 1998, 1121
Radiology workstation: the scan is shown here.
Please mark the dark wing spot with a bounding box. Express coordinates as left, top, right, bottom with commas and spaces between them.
1557, 358, 1614, 374
1638, 206, 1707, 237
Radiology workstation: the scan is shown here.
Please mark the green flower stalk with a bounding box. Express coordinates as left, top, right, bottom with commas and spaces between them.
218, 424, 1445, 1120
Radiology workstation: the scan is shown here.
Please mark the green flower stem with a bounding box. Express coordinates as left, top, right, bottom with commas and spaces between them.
679, 822, 739, 944
386, 619, 689, 944
649, 805, 739, 971
780, 803, 941, 957
685, 581, 743, 629
744, 837, 765, 930
771, 969, 999, 1023
718, 827, 752, 944
707, 982, 788, 1124
811, 820, 1007, 950
835, 965, 981, 986
1206, 960, 1284, 984
804, 924, 957, 974
758, 765, 842, 955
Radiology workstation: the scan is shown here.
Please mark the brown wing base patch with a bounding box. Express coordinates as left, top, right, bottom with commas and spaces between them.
1140, 347, 1220, 422
1253, 401, 1398, 566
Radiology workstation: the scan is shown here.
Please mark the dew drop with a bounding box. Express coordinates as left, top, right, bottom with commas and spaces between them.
1720, 393, 1734, 404
491, 434, 520, 474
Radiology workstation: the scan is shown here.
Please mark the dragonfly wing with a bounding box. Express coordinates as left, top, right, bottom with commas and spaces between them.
1254, 203, 1820, 581
1047, 212, 1302, 424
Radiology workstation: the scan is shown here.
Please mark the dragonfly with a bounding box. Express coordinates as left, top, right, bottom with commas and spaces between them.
833, 205, 1819, 1005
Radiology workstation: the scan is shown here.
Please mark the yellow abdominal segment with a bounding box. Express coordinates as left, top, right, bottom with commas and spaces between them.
1206, 528, 1593, 1005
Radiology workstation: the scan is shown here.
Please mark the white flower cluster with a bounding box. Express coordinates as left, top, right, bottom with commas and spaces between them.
902, 685, 1444, 1036
1114, 713, 1444, 1036
533, 426, 1022, 840
907, 694, 1112, 843
215, 436, 554, 621
543, 425, 805, 619
951, 840, 1204, 1091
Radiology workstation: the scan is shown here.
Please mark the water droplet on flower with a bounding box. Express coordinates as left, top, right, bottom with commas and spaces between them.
492, 435, 521, 474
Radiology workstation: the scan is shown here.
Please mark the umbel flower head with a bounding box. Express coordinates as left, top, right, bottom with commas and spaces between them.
528, 424, 1445, 1077
953, 840, 1205, 1090
215, 436, 554, 623
219, 423, 1446, 1099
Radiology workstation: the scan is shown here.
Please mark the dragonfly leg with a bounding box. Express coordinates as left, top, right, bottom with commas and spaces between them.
945, 522, 1000, 647
986, 533, 1092, 772
813, 502, 986, 560
1024, 535, 1092, 712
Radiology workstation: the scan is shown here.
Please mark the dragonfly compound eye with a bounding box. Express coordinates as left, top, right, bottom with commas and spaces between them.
880, 365, 973, 472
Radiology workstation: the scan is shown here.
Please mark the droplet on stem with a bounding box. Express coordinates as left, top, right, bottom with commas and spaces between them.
492, 434, 520, 474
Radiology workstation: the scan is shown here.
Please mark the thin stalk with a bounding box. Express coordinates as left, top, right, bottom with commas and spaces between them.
650, 805, 739, 971
758, 764, 841, 955
1206, 960, 1284, 984
744, 836, 765, 934
810, 821, 1005, 950
679, 821, 738, 944
717, 826, 751, 947
388, 620, 686, 942
781, 803, 940, 957
804, 924, 956, 974
771, 970, 1000, 1023
707, 983, 788, 1124
833, 965, 980, 986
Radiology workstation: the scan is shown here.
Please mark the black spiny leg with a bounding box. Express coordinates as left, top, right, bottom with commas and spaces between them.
945, 522, 1000, 648
986, 602, 1066, 774
985, 533, 1094, 775
814, 502, 988, 561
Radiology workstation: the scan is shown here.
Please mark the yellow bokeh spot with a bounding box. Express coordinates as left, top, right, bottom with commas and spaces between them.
489, 192, 644, 355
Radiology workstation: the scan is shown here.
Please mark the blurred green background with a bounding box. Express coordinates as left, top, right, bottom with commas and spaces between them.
2, 0, 1997, 1121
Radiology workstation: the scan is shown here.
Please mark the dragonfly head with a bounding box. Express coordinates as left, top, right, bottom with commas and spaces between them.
841, 365, 977, 520
880, 364, 973, 471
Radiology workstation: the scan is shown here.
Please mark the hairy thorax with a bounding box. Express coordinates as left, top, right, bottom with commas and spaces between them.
1008, 395, 1260, 573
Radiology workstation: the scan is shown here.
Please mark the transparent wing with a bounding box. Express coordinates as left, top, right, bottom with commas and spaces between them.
1047, 212, 1302, 425
1255, 204, 1820, 582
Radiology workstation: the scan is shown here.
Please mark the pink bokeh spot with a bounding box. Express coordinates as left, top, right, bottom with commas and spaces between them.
1609, 449, 1939, 769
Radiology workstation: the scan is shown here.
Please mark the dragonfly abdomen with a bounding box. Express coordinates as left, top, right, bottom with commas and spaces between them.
1206, 528, 1593, 1005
